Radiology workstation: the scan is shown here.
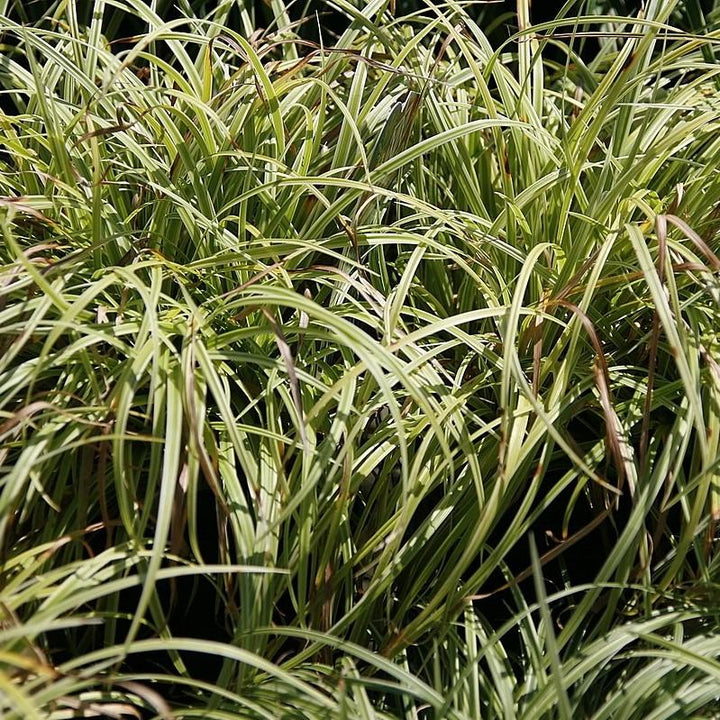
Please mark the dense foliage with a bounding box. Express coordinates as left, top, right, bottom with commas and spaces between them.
1, 0, 719, 717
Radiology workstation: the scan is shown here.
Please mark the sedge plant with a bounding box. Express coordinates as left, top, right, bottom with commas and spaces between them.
0, 0, 719, 716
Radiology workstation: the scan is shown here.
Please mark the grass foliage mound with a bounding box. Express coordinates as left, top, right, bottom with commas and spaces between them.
1, 0, 719, 716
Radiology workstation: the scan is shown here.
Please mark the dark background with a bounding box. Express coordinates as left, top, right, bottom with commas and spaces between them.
11, 1, 717, 46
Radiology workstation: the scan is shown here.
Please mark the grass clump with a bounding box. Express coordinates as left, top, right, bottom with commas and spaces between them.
1, 0, 719, 717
